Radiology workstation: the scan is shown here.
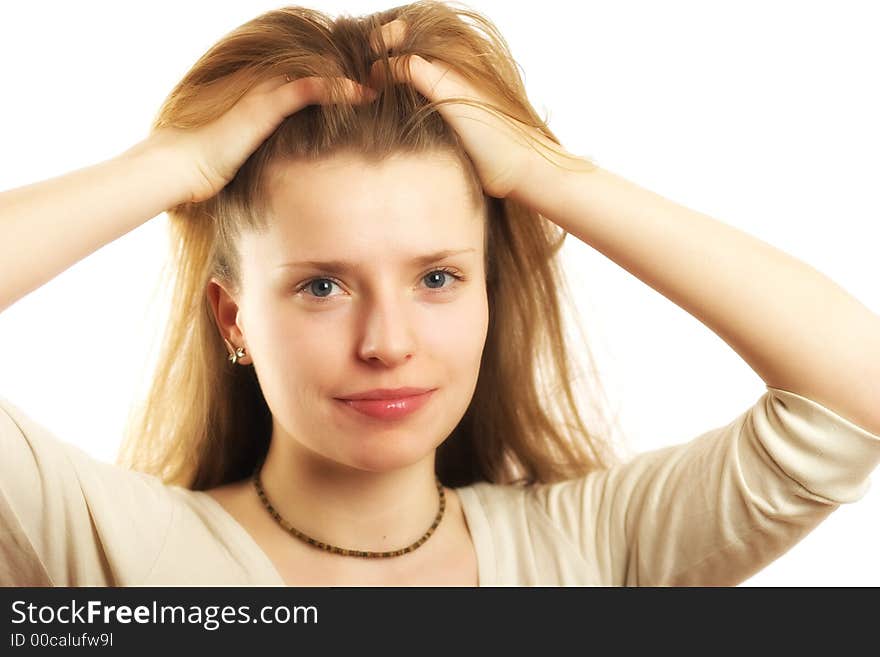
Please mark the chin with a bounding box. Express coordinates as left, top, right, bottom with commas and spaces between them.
339, 437, 438, 473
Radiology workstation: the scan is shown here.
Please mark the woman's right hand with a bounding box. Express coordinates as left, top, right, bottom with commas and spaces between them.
146, 74, 377, 204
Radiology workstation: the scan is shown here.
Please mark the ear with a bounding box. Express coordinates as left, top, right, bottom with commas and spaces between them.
206, 277, 253, 366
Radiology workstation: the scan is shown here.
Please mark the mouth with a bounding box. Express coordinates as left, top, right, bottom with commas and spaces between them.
334, 389, 436, 421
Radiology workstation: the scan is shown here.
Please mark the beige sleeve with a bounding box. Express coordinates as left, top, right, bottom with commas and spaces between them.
528, 386, 880, 586
0, 397, 172, 586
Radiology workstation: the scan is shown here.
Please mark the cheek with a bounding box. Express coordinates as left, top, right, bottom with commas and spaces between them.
420, 290, 489, 365
423, 293, 488, 415
248, 306, 339, 390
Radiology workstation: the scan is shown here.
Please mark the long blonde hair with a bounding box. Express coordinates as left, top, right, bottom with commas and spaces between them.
116, 0, 625, 491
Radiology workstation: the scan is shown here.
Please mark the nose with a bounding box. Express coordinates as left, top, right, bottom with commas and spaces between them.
356, 290, 416, 366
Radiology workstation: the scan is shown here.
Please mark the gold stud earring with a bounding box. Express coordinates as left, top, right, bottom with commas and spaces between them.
223, 337, 247, 365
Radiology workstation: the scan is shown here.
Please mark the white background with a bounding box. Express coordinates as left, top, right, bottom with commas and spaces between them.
0, 1, 877, 585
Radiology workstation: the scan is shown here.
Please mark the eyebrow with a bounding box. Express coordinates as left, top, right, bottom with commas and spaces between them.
276, 248, 477, 273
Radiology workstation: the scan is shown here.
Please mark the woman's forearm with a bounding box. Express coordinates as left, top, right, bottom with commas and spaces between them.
511, 158, 880, 436
0, 139, 192, 314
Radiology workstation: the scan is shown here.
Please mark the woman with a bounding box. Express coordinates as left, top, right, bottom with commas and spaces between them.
1, 1, 878, 586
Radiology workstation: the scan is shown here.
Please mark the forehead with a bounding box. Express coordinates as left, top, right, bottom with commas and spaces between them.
244, 152, 485, 263
267, 151, 479, 222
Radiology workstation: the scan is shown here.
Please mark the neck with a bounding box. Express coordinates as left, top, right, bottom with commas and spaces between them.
256, 434, 443, 553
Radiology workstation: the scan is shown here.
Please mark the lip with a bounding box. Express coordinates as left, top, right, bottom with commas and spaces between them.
338, 387, 433, 401
334, 389, 436, 421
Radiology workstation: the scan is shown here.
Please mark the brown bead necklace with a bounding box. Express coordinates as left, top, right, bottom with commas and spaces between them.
251, 464, 446, 558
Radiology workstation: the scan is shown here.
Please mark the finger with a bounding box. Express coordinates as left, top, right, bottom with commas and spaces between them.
283, 76, 377, 113
369, 55, 426, 96
369, 54, 473, 105
368, 18, 407, 55
249, 73, 294, 95
309, 77, 378, 105
251, 71, 356, 98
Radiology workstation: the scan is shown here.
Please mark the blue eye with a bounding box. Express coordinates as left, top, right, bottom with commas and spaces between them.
296, 267, 465, 302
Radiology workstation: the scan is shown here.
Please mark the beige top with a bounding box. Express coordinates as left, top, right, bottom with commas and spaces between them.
1, 386, 878, 586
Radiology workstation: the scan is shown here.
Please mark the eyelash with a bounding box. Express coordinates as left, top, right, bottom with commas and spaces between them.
294, 267, 466, 303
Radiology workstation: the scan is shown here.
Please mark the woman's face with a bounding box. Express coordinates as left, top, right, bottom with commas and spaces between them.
213, 151, 489, 473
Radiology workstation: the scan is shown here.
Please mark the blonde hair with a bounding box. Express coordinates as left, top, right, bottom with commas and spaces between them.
116, 0, 624, 491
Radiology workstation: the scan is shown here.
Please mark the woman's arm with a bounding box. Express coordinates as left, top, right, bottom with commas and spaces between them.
510, 161, 880, 436
0, 139, 192, 314
0, 73, 377, 317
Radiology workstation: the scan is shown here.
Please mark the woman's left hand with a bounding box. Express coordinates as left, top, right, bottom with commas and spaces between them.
367, 19, 569, 199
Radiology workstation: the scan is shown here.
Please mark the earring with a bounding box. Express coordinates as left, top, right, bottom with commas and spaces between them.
223, 337, 247, 365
